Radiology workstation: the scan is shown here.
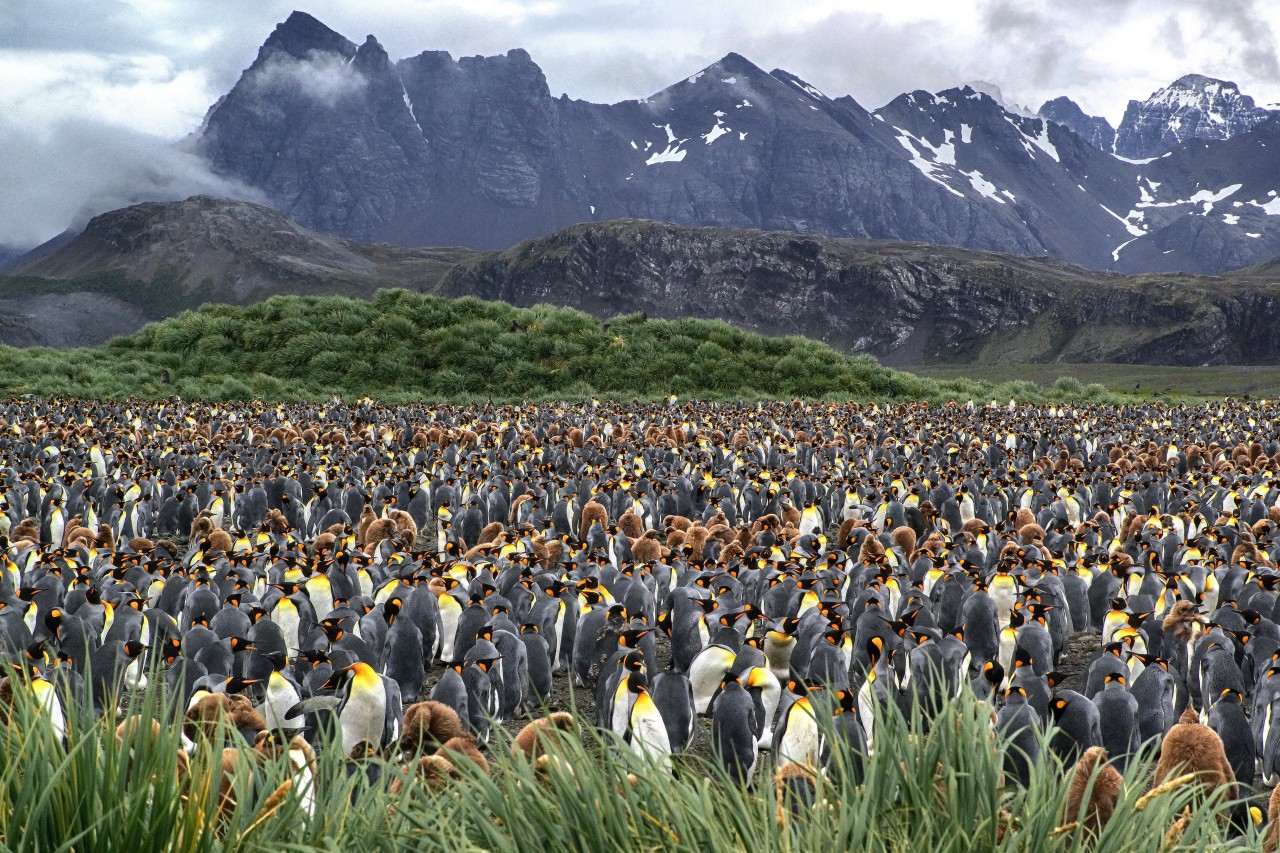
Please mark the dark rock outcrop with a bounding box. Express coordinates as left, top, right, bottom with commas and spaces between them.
1038, 96, 1115, 152
438, 220, 1280, 366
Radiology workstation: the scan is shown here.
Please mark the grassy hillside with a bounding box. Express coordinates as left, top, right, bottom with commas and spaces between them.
0, 289, 1127, 403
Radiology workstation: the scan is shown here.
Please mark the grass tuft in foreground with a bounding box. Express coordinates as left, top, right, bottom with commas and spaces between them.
0, 668, 1261, 852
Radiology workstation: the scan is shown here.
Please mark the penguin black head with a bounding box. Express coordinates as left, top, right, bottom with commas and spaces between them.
23, 640, 48, 665
161, 637, 182, 664
619, 628, 651, 647
225, 676, 260, 694
982, 660, 1004, 687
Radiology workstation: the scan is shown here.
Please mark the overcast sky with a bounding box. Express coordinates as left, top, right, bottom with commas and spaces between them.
3, 0, 1279, 250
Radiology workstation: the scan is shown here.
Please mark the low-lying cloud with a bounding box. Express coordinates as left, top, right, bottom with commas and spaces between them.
0, 116, 265, 253
249, 49, 367, 105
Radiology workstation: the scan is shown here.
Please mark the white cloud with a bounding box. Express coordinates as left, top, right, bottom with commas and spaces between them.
0, 115, 265, 251
249, 50, 367, 105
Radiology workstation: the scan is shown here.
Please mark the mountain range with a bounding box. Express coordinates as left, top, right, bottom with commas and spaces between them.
8, 195, 1280, 368
184, 11, 1280, 276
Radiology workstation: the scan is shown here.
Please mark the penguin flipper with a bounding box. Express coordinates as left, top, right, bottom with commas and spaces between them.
383, 676, 404, 748
286, 695, 342, 718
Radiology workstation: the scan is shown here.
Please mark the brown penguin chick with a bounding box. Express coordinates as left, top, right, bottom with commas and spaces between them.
665, 529, 687, 551
216, 746, 253, 820
363, 518, 396, 549
922, 533, 946, 555
184, 693, 230, 740
390, 754, 458, 794
512, 712, 576, 760
1231, 542, 1262, 565
1065, 747, 1122, 837
127, 536, 154, 553
65, 527, 95, 548
11, 518, 38, 543
1152, 708, 1236, 801
60, 514, 84, 546
1161, 601, 1209, 646
618, 510, 644, 540
207, 529, 233, 554
780, 502, 801, 529
255, 509, 283, 535
189, 514, 214, 541
720, 541, 744, 563
464, 543, 494, 561
184, 693, 266, 742
1121, 514, 1149, 543
357, 505, 376, 544
664, 515, 693, 534
858, 536, 886, 563
578, 500, 608, 543
891, 526, 917, 556
478, 521, 505, 546
116, 716, 191, 779
542, 540, 564, 572
226, 694, 265, 737
400, 701, 465, 756
631, 530, 663, 563
312, 531, 337, 555
1014, 508, 1036, 530
835, 518, 863, 549
436, 735, 489, 774
390, 509, 418, 542
115, 715, 164, 746
253, 731, 317, 776
1018, 523, 1046, 545
684, 525, 711, 559
707, 523, 735, 545
1263, 781, 1280, 852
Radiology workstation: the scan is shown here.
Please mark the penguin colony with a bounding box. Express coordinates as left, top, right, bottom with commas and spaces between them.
4, 396, 1280, 840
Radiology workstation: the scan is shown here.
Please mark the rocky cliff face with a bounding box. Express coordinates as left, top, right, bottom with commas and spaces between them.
1114, 74, 1275, 159
1038, 97, 1115, 152
199, 18, 432, 242
191, 13, 1280, 276
438, 220, 1280, 366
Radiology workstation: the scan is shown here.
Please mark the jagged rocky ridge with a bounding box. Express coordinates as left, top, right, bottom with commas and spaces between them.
11, 197, 1280, 366
1113, 74, 1276, 160
192, 12, 1280, 275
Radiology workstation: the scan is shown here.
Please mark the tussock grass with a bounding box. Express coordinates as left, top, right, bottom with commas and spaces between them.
0, 290, 1132, 403
0, 667, 1259, 852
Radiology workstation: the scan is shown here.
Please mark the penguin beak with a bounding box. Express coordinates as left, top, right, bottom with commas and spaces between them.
321, 666, 352, 690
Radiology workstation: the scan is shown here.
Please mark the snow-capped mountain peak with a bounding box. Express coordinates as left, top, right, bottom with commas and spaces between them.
1114, 74, 1276, 159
